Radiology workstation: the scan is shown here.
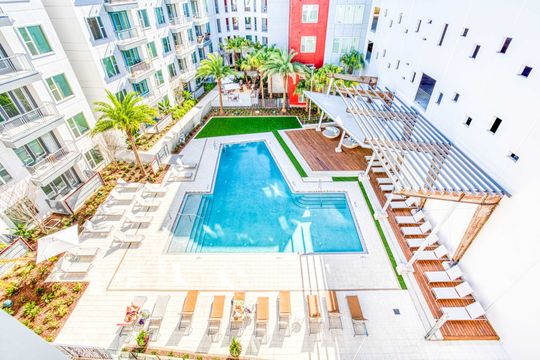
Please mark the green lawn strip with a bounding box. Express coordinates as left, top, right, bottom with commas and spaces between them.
273, 131, 308, 178
332, 177, 407, 290
196, 116, 302, 138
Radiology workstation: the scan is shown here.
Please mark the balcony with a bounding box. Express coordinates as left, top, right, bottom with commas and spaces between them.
175, 42, 196, 57
0, 103, 64, 148
104, 0, 138, 12
197, 34, 211, 48
114, 27, 147, 50
169, 16, 193, 30
25, 142, 82, 186
0, 54, 41, 93
46, 171, 104, 215
127, 60, 155, 83
0, 7, 13, 27
193, 12, 209, 25
179, 65, 197, 81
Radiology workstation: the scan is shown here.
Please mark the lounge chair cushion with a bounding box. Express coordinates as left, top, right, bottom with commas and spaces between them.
233, 292, 245, 302
211, 296, 225, 319
346, 296, 365, 321
257, 297, 269, 322
307, 295, 320, 318
183, 291, 199, 314
326, 291, 340, 314
279, 291, 291, 315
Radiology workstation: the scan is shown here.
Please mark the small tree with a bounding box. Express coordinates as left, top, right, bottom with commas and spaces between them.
92, 91, 157, 179
96, 131, 124, 165
229, 337, 242, 358
0, 181, 46, 233
340, 50, 365, 74
196, 53, 235, 115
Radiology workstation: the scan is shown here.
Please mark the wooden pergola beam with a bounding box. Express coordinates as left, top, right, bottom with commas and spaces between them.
453, 203, 499, 261
396, 189, 503, 206
329, 73, 379, 87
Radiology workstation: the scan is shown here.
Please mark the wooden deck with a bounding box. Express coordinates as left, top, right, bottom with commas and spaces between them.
285, 129, 372, 171
368, 173, 499, 341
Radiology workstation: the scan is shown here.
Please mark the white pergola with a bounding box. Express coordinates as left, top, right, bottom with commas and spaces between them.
305, 74, 509, 261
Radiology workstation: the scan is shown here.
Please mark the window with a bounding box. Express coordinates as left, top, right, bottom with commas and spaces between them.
216, 19, 222, 33
187, 28, 194, 42
414, 73, 436, 109
499, 37, 512, 53
383, 9, 388, 17
154, 69, 165, 85
262, 36, 268, 45
155, 7, 166, 25
46, 74, 73, 101
86, 17, 107, 40
225, 18, 230, 31
18, 25, 52, 56
245, 17, 252, 30
191, 52, 197, 64
371, 7, 380, 32
168, 62, 178, 77
395, 60, 400, 70
435, 92, 443, 104
453, 93, 460, 102
147, 42, 158, 59
0, 163, 12, 185
398, 13, 403, 24
335, 4, 364, 24
464, 117, 472, 127
389, 20, 393, 27
262, 18, 268, 32
261, 0, 267, 13
365, 41, 373, 62
387, 62, 391, 69
66, 112, 90, 138
85, 147, 105, 168
332, 37, 360, 54
116, 89, 127, 101
132, 79, 150, 96
382, 49, 386, 57
214, 0, 219, 13
137, 9, 151, 28
102, 56, 120, 78
470, 45, 480, 59
244, 0, 251, 11
162, 36, 172, 53
300, 36, 316, 53
489, 118, 502, 134
232, 17, 239, 30
254, 17, 257, 30
415, 19, 421, 32
231, 0, 237, 11
509, 153, 519, 162
461, 28, 469, 37
520, 66, 532, 77
224, 0, 228, 12
438, 24, 448, 46
42, 170, 80, 200
302, 4, 319, 23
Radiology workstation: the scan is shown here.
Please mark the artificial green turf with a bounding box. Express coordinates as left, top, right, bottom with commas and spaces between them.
273, 131, 308, 178
196, 116, 302, 138
332, 177, 408, 290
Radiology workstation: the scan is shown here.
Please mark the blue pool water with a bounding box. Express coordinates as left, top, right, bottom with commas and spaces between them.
168, 142, 363, 253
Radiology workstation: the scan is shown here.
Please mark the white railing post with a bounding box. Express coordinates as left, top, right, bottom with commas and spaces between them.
335, 130, 346, 153
425, 313, 448, 340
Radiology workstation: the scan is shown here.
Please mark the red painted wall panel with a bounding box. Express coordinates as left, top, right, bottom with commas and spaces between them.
288, 0, 330, 106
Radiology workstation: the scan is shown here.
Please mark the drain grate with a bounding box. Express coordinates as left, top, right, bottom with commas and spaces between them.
393, 308, 401, 315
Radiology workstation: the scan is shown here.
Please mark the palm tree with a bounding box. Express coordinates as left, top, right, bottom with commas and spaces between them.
197, 53, 235, 115
339, 50, 365, 74
223, 37, 251, 68
261, 49, 306, 113
92, 91, 157, 178
240, 51, 265, 99
262, 44, 278, 98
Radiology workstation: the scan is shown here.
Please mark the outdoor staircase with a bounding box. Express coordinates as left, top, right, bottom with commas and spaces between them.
293, 193, 349, 209
184, 196, 213, 253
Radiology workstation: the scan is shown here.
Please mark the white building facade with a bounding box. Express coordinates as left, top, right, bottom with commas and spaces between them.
363, 1, 540, 359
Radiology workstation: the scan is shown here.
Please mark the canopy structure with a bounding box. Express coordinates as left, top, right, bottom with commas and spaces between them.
305, 74, 509, 260
223, 82, 241, 91
36, 225, 79, 263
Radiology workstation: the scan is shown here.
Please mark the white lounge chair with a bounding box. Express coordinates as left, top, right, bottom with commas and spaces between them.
109, 191, 137, 202
135, 198, 161, 208
432, 282, 474, 300
175, 157, 197, 169
406, 233, 438, 248
116, 178, 142, 191
61, 260, 92, 274
371, 166, 386, 173
376, 177, 392, 184
143, 183, 168, 196
168, 169, 194, 181
401, 221, 432, 236
425, 265, 463, 283
96, 205, 126, 217
124, 214, 153, 225
83, 220, 113, 234
415, 245, 448, 261
148, 295, 170, 340
385, 193, 407, 200
380, 184, 394, 192
396, 209, 425, 224
322, 126, 340, 139
441, 302, 485, 321
68, 247, 99, 259
390, 197, 418, 209
342, 136, 359, 149
113, 232, 145, 244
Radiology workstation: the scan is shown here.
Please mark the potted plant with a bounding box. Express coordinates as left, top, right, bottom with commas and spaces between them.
229, 337, 242, 358
135, 330, 149, 349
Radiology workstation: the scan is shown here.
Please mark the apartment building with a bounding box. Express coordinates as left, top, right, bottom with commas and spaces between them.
42, 0, 214, 115
0, 0, 103, 237
364, 1, 539, 358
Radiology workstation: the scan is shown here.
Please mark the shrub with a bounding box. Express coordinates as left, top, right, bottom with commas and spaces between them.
35, 287, 45, 296
182, 354, 189, 360
41, 292, 55, 304
72, 282, 82, 293
33, 326, 43, 335
135, 330, 148, 347
229, 337, 242, 358
22, 301, 40, 319
2, 307, 14, 315
55, 304, 69, 318
5, 283, 19, 297
46, 320, 60, 330
65, 295, 76, 306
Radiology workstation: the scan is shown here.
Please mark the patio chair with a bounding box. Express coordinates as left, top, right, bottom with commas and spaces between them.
415, 245, 449, 261
432, 282, 474, 300
278, 291, 291, 335
406, 234, 438, 248
322, 126, 340, 139
207, 295, 225, 336
254, 297, 269, 339
179, 290, 199, 330
116, 178, 142, 192
168, 169, 194, 182
143, 183, 168, 196
95, 205, 125, 218
440, 302, 486, 321
346, 295, 368, 336
380, 184, 394, 192
113, 232, 145, 244
425, 264, 463, 283
175, 157, 197, 169
60, 260, 92, 274
109, 191, 137, 203
148, 295, 170, 341
307, 294, 322, 335
390, 197, 419, 209
376, 177, 393, 184
83, 220, 113, 235
326, 291, 342, 330
134, 197, 161, 209
124, 214, 153, 225
68, 247, 99, 260
371, 166, 386, 173
401, 221, 432, 236
395, 209, 425, 224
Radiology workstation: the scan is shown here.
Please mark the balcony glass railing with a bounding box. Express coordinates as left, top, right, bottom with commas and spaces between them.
25, 142, 79, 176
0, 54, 35, 76
414, 87, 432, 110
169, 16, 188, 25
0, 103, 59, 136
127, 61, 152, 78
114, 27, 142, 41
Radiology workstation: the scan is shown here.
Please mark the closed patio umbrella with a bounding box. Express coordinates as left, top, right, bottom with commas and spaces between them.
36, 225, 79, 263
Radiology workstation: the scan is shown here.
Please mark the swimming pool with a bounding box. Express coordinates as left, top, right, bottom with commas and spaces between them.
167, 141, 363, 253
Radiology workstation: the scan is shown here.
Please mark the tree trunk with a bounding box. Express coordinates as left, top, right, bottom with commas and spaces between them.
269, 76, 273, 98
281, 75, 287, 113
217, 79, 224, 115
127, 133, 148, 180
259, 71, 264, 101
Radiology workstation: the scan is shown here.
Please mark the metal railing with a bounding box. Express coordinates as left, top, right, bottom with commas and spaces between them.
0, 54, 35, 76
169, 16, 187, 26
25, 141, 79, 175
63, 171, 103, 213
0, 103, 60, 136
114, 27, 142, 41
175, 42, 195, 54
105, 0, 136, 4
196, 34, 211, 44
127, 60, 152, 78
